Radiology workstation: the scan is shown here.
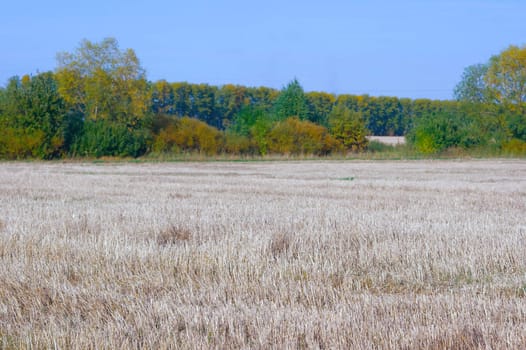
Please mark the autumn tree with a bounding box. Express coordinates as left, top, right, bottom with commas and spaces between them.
215, 84, 250, 127
455, 45, 526, 112
151, 80, 175, 115
328, 103, 368, 151
56, 38, 149, 127
486, 45, 526, 112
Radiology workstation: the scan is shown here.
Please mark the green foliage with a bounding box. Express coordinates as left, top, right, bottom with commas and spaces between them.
407, 109, 483, 154
328, 104, 368, 151
454, 64, 490, 103
224, 131, 256, 155
305, 91, 335, 127
2, 37, 525, 160
506, 111, 526, 141
228, 105, 268, 137
366, 140, 394, 153
190, 84, 220, 128
273, 79, 308, 121
70, 120, 150, 158
215, 84, 250, 127
0, 72, 70, 159
267, 117, 340, 155
250, 115, 274, 156
456, 45, 526, 114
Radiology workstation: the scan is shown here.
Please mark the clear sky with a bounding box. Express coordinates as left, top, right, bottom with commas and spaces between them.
1, 0, 525, 99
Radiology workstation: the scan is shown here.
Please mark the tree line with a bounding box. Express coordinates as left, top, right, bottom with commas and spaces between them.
0, 38, 524, 159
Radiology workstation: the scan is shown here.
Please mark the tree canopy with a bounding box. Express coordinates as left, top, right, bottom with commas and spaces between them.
1, 39, 525, 159
56, 37, 149, 126
455, 45, 526, 112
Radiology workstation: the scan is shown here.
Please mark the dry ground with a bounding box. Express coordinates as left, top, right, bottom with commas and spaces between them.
0, 160, 525, 349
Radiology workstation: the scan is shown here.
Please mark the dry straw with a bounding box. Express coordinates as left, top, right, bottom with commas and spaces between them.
0, 160, 525, 348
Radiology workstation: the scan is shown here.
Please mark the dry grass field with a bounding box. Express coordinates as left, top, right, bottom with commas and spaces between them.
0, 160, 525, 349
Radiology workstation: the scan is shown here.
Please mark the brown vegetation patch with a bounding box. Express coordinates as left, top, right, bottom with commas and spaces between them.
425, 326, 491, 350
157, 225, 192, 246
269, 233, 291, 258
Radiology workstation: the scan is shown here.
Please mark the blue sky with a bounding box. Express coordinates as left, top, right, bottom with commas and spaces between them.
1, 0, 525, 99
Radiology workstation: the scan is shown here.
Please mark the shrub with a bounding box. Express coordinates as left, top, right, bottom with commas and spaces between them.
502, 138, 526, 155
224, 131, 257, 155
153, 117, 224, 155
366, 140, 394, 153
407, 110, 483, 154
267, 117, 340, 155
0, 127, 45, 159
70, 120, 150, 158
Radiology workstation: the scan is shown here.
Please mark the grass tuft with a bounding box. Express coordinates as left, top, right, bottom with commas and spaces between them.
157, 225, 192, 246
269, 233, 291, 258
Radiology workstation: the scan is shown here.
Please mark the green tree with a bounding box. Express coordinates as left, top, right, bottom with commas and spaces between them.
328, 103, 368, 151
246, 86, 279, 111
215, 84, 250, 127
455, 45, 526, 112
151, 80, 175, 115
406, 107, 484, 154
70, 119, 150, 158
56, 38, 149, 127
190, 84, 219, 128
454, 63, 490, 103
0, 73, 69, 158
172, 82, 193, 116
273, 78, 308, 121
305, 91, 335, 127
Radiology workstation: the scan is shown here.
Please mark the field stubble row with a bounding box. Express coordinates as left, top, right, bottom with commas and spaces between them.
0, 160, 525, 349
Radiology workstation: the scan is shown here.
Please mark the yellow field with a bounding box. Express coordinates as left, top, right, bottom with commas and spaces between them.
0, 160, 525, 349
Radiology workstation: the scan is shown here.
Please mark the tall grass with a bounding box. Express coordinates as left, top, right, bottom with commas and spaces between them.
0, 160, 525, 348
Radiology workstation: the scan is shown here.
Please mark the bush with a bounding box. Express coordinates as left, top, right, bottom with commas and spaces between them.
407, 111, 483, 154
153, 117, 224, 155
0, 127, 45, 159
70, 120, 150, 158
224, 132, 257, 155
502, 138, 526, 155
366, 140, 394, 153
267, 117, 340, 155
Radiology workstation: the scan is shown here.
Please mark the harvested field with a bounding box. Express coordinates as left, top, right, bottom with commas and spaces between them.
0, 160, 525, 349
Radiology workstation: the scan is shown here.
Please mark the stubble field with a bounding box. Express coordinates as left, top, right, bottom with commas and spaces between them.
0, 160, 525, 349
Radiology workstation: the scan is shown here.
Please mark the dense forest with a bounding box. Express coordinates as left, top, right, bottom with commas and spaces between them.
0, 38, 524, 159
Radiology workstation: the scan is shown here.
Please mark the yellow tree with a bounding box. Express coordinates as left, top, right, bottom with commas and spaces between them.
486, 45, 526, 112
55, 38, 149, 127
